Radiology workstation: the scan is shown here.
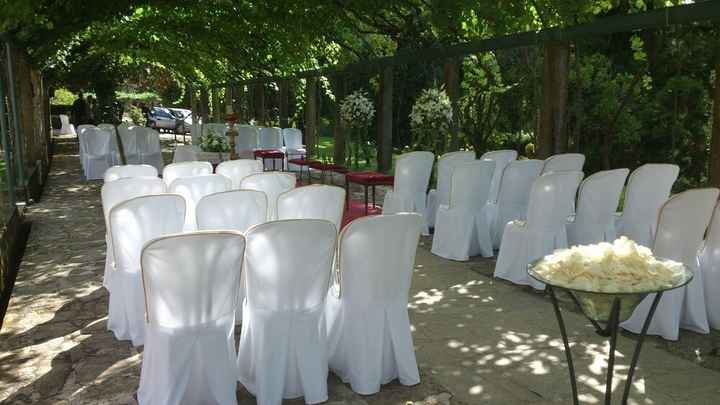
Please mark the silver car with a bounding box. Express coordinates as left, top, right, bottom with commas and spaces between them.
148, 107, 182, 133
168, 108, 193, 134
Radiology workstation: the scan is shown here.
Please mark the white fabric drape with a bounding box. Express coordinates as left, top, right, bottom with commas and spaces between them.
615, 164, 679, 247
173, 145, 199, 163
480, 149, 518, 205
104, 164, 158, 183
621, 188, 719, 340
162, 161, 213, 188
56, 114, 75, 135
382, 151, 435, 235
236, 126, 259, 159
107, 194, 185, 347
487, 160, 544, 248
216, 159, 263, 189
240, 173, 296, 220
326, 213, 422, 395
700, 202, 720, 330
256, 127, 284, 169
282, 128, 307, 171
118, 125, 141, 164
425, 151, 475, 228
566, 168, 629, 246
169, 175, 231, 231
138, 231, 245, 405
139, 128, 164, 172
277, 185, 345, 232
237, 220, 336, 405
432, 160, 495, 261
79, 127, 113, 180
97, 123, 122, 166
541, 153, 585, 174
494, 172, 584, 290
101, 177, 166, 290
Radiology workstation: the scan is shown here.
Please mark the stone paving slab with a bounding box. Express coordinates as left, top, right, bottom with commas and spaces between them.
1, 140, 719, 404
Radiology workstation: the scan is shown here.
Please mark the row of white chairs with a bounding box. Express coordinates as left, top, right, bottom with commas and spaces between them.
78, 123, 163, 179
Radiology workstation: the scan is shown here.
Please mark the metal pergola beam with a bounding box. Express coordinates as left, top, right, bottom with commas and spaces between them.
212, 1, 720, 88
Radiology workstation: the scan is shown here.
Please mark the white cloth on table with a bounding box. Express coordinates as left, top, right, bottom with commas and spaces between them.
237, 220, 336, 405
215, 159, 263, 189
326, 214, 422, 395
615, 163, 679, 247
162, 161, 213, 188
700, 202, 720, 330
541, 153, 585, 174
480, 149, 518, 205
236, 126, 259, 159
79, 127, 113, 180
494, 171, 583, 290
240, 172, 296, 220
138, 128, 164, 172
487, 159, 544, 248
277, 185, 345, 232
169, 174, 231, 231
432, 160, 495, 261
425, 151, 475, 228
621, 188, 719, 340
172, 145, 199, 163
382, 151, 435, 235
566, 168, 629, 246
104, 164, 158, 183
107, 194, 185, 347
138, 231, 245, 405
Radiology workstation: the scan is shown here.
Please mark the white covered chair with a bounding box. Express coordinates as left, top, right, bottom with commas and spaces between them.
169, 174, 231, 231
118, 125, 141, 164
541, 153, 585, 174
700, 202, 720, 330
216, 159, 263, 189
236, 125, 259, 159
57, 114, 75, 135
480, 149, 518, 204
325, 213, 423, 395
139, 128, 164, 172
138, 231, 245, 405
382, 151, 435, 235
162, 161, 213, 188
488, 159, 545, 248
616, 163, 680, 247
256, 127, 284, 170
98, 123, 122, 166
80, 127, 113, 180
566, 168, 629, 246
101, 177, 166, 291
240, 172, 296, 220
431, 160, 495, 261
197, 190, 268, 232
104, 164, 158, 183
282, 128, 306, 171
107, 194, 185, 347
494, 171, 584, 290
237, 219, 336, 405
172, 145, 199, 163
621, 188, 719, 340
425, 150, 475, 228
277, 185, 346, 231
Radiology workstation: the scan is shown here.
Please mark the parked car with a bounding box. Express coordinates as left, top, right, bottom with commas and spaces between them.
168, 108, 192, 134
148, 106, 183, 133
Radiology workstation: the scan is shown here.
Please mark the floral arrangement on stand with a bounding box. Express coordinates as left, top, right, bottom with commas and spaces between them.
340, 90, 375, 168
199, 130, 230, 153
409, 86, 454, 154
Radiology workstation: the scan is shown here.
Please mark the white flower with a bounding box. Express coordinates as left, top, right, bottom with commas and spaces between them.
410, 87, 453, 133
340, 90, 375, 128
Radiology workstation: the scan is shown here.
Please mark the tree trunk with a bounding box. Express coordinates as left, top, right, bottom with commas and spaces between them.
223, 86, 232, 116
378, 66, 393, 172
443, 57, 461, 152
710, 60, 720, 188
254, 83, 265, 124
200, 87, 210, 123
332, 76, 346, 165
279, 80, 289, 128
538, 41, 570, 158
212, 87, 221, 122
304, 77, 318, 156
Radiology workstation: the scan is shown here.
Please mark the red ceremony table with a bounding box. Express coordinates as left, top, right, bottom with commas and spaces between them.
287, 158, 320, 183
345, 171, 394, 215
307, 162, 349, 185
253, 149, 285, 171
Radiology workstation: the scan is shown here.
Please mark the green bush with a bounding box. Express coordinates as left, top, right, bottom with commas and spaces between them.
51, 88, 77, 105
128, 105, 146, 126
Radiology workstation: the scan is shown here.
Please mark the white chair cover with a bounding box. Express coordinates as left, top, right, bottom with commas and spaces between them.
257, 127, 284, 170
101, 177, 166, 291
700, 202, 720, 329
139, 128, 164, 172
172, 145, 199, 163
541, 153, 585, 174
431, 160, 495, 261
118, 125, 140, 164
98, 123, 122, 166
240, 172, 296, 220
277, 185, 346, 231
57, 114, 75, 135
138, 231, 245, 405
77, 124, 96, 135
616, 163, 679, 247
191, 122, 201, 145
480, 149, 518, 204
162, 161, 213, 188
425, 151, 475, 228
237, 220, 336, 405
621, 188, 719, 340
169, 175, 231, 231
326, 213, 423, 395
104, 164, 158, 183
494, 171, 584, 290
488, 159, 545, 248
107, 194, 185, 347
79, 127, 112, 180
236, 126, 259, 159
382, 151, 435, 235
216, 159, 263, 189
566, 168, 629, 246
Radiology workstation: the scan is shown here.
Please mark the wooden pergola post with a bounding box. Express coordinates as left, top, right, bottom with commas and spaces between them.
254, 82, 265, 124
304, 77, 318, 156
332, 75, 346, 165
538, 41, 570, 159
279, 79, 289, 128
443, 57, 461, 153
378, 66, 393, 172
200, 87, 210, 124
710, 59, 720, 187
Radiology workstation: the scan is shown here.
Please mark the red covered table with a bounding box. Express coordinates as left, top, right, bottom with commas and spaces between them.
345, 171, 394, 215
307, 162, 349, 185
254, 149, 285, 171
287, 158, 320, 183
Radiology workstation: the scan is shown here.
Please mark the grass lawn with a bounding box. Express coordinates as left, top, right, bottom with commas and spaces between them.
312, 136, 400, 173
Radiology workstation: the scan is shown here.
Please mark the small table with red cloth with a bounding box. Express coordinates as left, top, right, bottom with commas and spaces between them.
345, 171, 394, 215
307, 161, 349, 185
253, 149, 286, 171
287, 158, 320, 183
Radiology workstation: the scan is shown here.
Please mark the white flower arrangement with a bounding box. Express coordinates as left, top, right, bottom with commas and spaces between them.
340, 90, 375, 129
409, 87, 453, 133
199, 130, 230, 153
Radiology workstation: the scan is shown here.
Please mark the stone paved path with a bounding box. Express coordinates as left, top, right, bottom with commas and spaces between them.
2, 139, 720, 404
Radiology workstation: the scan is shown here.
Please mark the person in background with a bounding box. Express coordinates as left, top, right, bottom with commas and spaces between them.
86, 95, 97, 124
71, 92, 90, 126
